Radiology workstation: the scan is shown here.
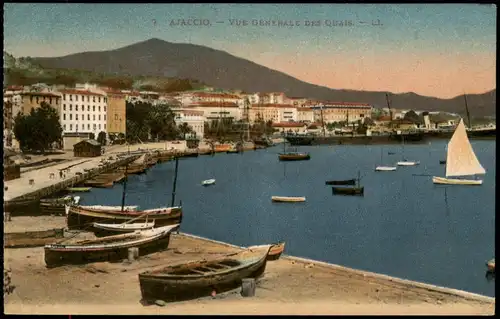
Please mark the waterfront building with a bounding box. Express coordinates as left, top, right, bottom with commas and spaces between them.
19, 91, 62, 115
271, 122, 308, 134
188, 101, 240, 122
297, 107, 315, 123
311, 102, 372, 124
103, 89, 127, 138
173, 109, 205, 140
249, 103, 298, 123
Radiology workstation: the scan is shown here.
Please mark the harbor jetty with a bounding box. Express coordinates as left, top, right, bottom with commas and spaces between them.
3, 153, 140, 203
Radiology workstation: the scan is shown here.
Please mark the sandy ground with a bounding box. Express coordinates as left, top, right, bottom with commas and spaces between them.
3, 217, 495, 315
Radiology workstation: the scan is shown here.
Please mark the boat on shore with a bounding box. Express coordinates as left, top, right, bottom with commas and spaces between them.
92, 221, 156, 236
271, 196, 306, 203
40, 196, 80, 215
5, 228, 65, 248
138, 245, 271, 303
65, 205, 183, 231
44, 224, 179, 268
432, 119, 485, 185
248, 242, 286, 261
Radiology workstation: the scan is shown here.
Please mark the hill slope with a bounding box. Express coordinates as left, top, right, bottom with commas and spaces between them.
28, 38, 496, 116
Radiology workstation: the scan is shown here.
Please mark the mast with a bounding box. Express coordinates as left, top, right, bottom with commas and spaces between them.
120, 163, 129, 212
357, 170, 360, 187
385, 92, 393, 128
170, 156, 179, 207
319, 105, 326, 137
463, 93, 472, 129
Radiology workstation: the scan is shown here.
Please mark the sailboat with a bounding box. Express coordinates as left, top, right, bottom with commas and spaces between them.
432, 119, 485, 185
278, 140, 310, 161
397, 135, 420, 166
375, 147, 397, 171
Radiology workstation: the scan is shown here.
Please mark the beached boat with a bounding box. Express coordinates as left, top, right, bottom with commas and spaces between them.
271, 196, 306, 203
93, 221, 156, 235
248, 242, 286, 261
202, 179, 216, 186
44, 224, 179, 268
486, 258, 495, 272
65, 205, 182, 231
40, 196, 80, 215
78, 205, 138, 211
432, 119, 485, 185
325, 179, 356, 186
138, 245, 271, 303
66, 187, 92, 192
5, 228, 65, 248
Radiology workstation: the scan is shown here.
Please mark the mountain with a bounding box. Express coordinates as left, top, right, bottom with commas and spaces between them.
27, 38, 497, 116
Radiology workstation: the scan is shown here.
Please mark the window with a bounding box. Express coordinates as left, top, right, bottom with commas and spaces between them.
93, 115, 96, 120
76, 95, 78, 102
63, 114, 66, 120
87, 124, 90, 130
49, 97, 52, 104
70, 124, 73, 130
104, 115, 106, 121
75, 105, 78, 111
69, 95, 73, 101
63, 104, 66, 111
99, 115, 101, 121
82, 113, 84, 120
93, 124, 96, 130
63, 124, 66, 130
99, 124, 101, 130
114, 114, 118, 120
104, 124, 106, 129
69, 105, 72, 111
70, 114, 72, 120
81, 95, 84, 101
93, 106, 95, 112
63, 94, 66, 100
98, 97, 101, 103
88, 114, 90, 120
76, 114, 79, 121
93, 96, 95, 102
87, 105, 90, 111
87, 96, 89, 102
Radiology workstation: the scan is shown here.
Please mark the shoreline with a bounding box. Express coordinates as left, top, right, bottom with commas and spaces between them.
179, 232, 494, 304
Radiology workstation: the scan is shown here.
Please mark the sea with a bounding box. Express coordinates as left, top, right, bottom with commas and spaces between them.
77, 140, 496, 297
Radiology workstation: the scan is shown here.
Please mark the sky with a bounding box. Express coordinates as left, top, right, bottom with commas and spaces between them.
4, 3, 496, 98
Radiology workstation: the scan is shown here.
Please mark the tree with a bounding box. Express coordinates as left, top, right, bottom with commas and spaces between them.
89, 132, 96, 140
125, 101, 179, 142
178, 122, 194, 139
13, 102, 63, 154
97, 131, 107, 145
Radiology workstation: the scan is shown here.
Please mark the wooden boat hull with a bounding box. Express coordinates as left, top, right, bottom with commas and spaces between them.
40, 196, 79, 215
5, 228, 65, 248
44, 225, 178, 268
271, 196, 306, 203
202, 179, 216, 186
66, 187, 92, 193
332, 186, 364, 196
118, 165, 148, 175
66, 206, 183, 231
432, 176, 483, 185
138, 246, 271, 303
375, 166, 397, 171
266, 242, 285, 261
278, 153, 310, 161
92, 221, 156, 237
325, 179, 356, 186
397, 161, 420, 166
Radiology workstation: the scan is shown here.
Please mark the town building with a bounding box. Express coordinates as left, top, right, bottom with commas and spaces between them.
3, 100, 13, 148
188, 102, 240, 122
271, 122, 308, 134
19, 91, 62, 115
173, 109, 205, 140
311, 102, 372, 124
103, 89, 127, 137
73, 139, 102, 157
249, 104, 298, 123
297, 107, 315, 123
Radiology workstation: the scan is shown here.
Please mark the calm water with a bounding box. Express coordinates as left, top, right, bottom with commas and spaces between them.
78, 140, 496, 297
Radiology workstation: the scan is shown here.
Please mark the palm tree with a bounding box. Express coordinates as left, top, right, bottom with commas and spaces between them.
178, 122, 193, 139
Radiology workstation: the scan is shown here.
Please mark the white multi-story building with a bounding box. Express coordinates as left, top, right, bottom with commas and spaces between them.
189, 102, 241, 122
180, 92, 243, 108
174, 109, 205, 139
297, 107, 315, 123
60, 89, 108, 136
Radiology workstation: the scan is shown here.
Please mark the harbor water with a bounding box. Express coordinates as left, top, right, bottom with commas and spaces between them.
77, 140, 496, 297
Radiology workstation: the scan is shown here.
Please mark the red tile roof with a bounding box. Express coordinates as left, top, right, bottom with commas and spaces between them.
20, 92, 61, 97
251, 103, 295, 108
297, 107, 313, 112
317, 101, 371, 106
60, 89, 105, 97
190, 102, 239, 108
272, 122, 306, 128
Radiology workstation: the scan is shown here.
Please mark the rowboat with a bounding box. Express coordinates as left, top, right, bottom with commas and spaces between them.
40, 196, 80, 215
271, 196, 306, 203
92, 221, 156, 237
138, 245, 271, 303
325, 179, 356, 186
65, 205, 182, 231
248, 242, 285, 261
486, 258, 495, 272
66, 187, 92, 192
5, 228, 65, 248
332, 186, 364, 196
202, 179, 216, 186
375, 166, 397, 172
78, 205, 138, 211
396, 161, 420, 166
44, 224, 179, 268
278, 152, 310, 161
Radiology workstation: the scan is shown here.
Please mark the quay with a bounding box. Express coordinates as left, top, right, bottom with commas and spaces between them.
3, 153, 140, 203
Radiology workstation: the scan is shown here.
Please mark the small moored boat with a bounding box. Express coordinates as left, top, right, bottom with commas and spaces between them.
375, 166, 397, 172
248, 242, 285, 261
397, 161, 420, 166
138, 245, 271, 303
278, 152, 310, 161
440, 160, 447, 165
271, 196, 306, 203
44, 224, 179, 268
202, 179, 216, 186
66, 187, 92, 193
486, 258, 495, 272
332, 186, 364, 196
325, 179, 356, 186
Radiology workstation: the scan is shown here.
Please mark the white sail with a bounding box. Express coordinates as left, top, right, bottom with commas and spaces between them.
445, 119, 485, 177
